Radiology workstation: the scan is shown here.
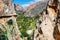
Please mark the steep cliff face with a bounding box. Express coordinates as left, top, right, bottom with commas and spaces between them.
0, 0, 20, 40
33, 0, 60, 40
14, 4, 23, 12
24, 1, 48, 17
0, 0, 17, 17
0, 0, 4, 11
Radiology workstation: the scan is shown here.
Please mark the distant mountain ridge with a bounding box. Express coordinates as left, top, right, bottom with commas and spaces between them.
24, 1, 48, 17
14, 0, 50, 17
14, 4, 24, 12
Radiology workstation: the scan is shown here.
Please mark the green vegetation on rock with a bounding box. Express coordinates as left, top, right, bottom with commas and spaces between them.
16, 11, 39, 40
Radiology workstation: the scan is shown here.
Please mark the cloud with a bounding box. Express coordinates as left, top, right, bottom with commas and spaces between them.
22, 4, 30, 9
21, 1, 35, 9
21, 0, 42, 8
34, 0, 42, 2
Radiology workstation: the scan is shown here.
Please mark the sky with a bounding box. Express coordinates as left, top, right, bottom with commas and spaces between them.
14, 0, 42, 8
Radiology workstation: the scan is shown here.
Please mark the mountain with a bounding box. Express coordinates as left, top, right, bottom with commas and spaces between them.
14, 4, 24, 12
24, 1, 48, 17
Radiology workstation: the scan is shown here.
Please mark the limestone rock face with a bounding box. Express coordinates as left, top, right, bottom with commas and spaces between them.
14, 4, 23, 12
24, 1, 48, 17
0, 0, 5, 16
33, 0, 60, 40
0, 0, 20, 40
0, 0, 4, 11
0, 0, 17, 17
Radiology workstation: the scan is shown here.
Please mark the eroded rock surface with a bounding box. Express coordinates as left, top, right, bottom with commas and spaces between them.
0, 0, 20, 40
33, 0, 60, 40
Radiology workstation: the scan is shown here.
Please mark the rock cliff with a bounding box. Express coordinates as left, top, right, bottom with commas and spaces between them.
24, 1, 48, 17
0, 0, 20, 40
14, 4, 23, 12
